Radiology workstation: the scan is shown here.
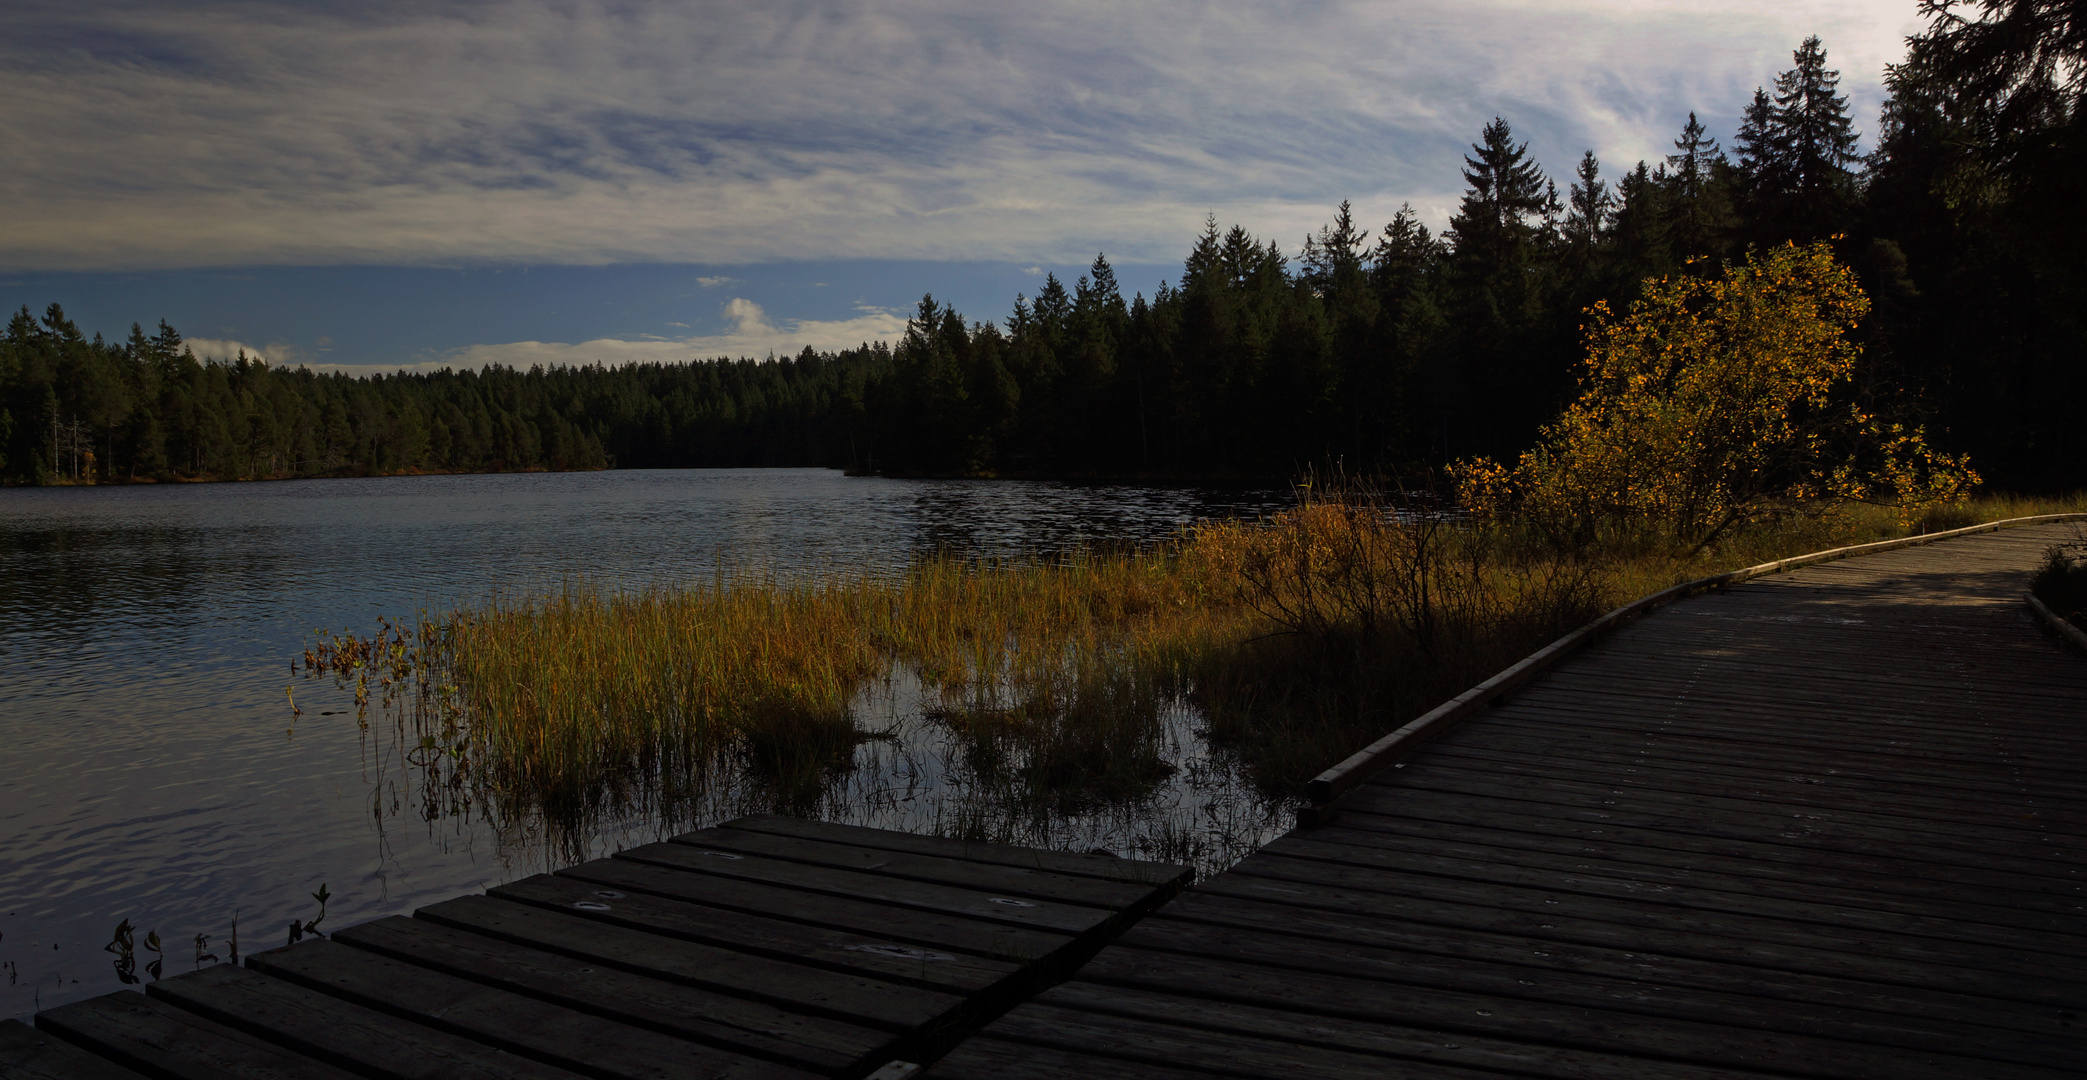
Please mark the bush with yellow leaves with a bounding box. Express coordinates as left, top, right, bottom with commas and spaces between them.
1455, 242, 1978, 549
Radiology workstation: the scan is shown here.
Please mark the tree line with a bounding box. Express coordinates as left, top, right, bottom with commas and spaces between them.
4, 6, 2080, 488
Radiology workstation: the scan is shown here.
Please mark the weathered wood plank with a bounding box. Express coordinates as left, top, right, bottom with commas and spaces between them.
1220, 851, 2087, 974
1332, 791, 2087, 900
0, 1020, 147, 1080
1324, 796, 2084, 909
670, 828, 1159, 911
613, 843, 1112, 936
1140, 891, 2071, 1039
1107, 914, 2077, 1068
1426, 734, 2087, 819
329, 916, 892, 1073
35, 992, 366, 1080
144, 964, 590, 1080
1289, 820, 2083, 934
973, 999, 1524, 1080
489, 873, 1021, 993
1028, 979, 1777, 1080
1070, 944, 2074, 1079
1376, 759, 2087, 855
1187, 854, 2081, 1008
553, 858, 1070, 963
245, 939, 814, 1080
927, 1036, 1225, 1080
1487, 694, 2087, 761
411, 896, 966, 1032
715, 816, 1189, 889
1342, 776, 2083, 882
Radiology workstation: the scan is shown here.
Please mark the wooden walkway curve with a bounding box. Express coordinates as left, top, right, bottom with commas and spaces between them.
934, 521, 2087, 1078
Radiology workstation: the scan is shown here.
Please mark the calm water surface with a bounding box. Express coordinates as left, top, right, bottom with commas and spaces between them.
0, 469, 1288, 1020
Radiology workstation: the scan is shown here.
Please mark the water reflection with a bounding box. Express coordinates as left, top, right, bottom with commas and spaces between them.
346, 656, 1287, 879
0, 469, 1286, 1021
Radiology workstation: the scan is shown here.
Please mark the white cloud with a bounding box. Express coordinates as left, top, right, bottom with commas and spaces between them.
356, 298, 910, 373
695, 276, 737, 287
2, 1, 1919, 270
184, 337, 294, 364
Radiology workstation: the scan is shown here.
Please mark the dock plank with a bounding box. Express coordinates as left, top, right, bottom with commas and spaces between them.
35, 992, 366, 1080
410, 895, 966, 1032
144, 964, 589, 1080
669, 828, 1159, 911
613, 843, 1112, 936
488, 873, 1022, 993
715, 816, 1189, 888
329, 915, 893, 1073
0, 1021, 146, 1080
554, 858, 1071, 963
247, 938, 817, 1080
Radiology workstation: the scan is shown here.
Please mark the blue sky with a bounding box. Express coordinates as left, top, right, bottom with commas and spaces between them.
1, 1, 1922, 371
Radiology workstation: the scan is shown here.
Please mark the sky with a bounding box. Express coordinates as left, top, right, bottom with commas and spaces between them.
1, 0, 1926, 372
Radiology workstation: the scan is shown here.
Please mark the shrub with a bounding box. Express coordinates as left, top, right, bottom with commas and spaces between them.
1456, 242, 1979, 550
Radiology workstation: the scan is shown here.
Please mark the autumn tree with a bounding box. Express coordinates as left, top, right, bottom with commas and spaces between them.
1455, 242, 1978, 549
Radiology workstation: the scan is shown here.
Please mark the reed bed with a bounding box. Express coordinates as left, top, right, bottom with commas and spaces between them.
303, 488, 2085, 876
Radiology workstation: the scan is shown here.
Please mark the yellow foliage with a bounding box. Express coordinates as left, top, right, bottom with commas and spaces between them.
1454, 242, 1978, 545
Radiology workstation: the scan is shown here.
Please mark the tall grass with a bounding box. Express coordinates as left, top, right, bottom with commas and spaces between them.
304, 486, 2085, 872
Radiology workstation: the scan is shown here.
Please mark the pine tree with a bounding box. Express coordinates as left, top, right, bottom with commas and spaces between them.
1775, 37, 1862, 218
1452, 118, 1550, 248
1663, 112, 1734, 261
1446, 117, 1559, 458
1739, 37, 1861, 241
1564, 152, 1610, 256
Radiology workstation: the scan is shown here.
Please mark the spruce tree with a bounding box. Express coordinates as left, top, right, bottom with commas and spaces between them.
1663, 112, 1735, 261
1774, 37, 1862, 229
1564, 151, 1610, 256
1452, 118, 1550, 248
1446, 118, 1557, 458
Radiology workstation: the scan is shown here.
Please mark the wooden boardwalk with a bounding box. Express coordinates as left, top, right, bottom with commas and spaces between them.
3, 817, 1188, 1080
935, 522, 2087, 1078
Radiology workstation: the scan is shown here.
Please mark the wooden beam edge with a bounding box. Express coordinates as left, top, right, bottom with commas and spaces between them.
1298, 512, 2087, 826
2025, 591, 2087, 655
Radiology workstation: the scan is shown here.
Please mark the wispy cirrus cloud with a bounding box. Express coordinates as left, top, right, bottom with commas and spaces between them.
2, 1, 1920, 272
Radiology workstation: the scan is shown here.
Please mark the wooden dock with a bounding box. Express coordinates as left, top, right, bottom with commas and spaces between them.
934, 521, 2087, 1078
2, 817, 1189, 1080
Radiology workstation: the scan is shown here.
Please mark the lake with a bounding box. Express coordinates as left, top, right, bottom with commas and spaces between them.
0, 468, 1292, 1021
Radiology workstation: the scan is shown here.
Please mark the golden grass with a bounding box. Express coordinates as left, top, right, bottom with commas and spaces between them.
305, 488, 2085, 864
